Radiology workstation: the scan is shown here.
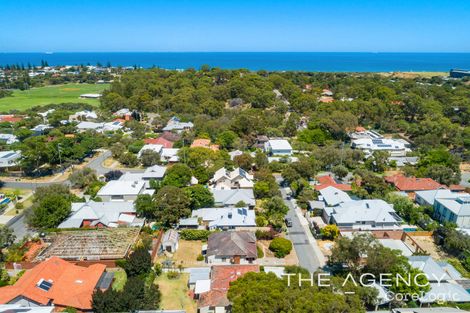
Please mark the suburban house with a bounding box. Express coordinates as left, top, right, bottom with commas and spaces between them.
314, 175, 352, 191
0, 134, 19, 145
118, 166, 167, 189
206, 231, 257, 264
209, 167, 254, 190
415, 189, 468, 206
351, 137, 410, 157
137, 144, 179, 162
30, 124, 51, 135
160, 148, 179, 163
408, 256, 470, 304
349, 130, 411, 157
198, 265, 260, 313
188, 267, 211, 291
0, 257, 110, 311
76, 121, 123, 133
190, 207, 256, 230
76, 121, 104, 132
385, 174, 443, 194
144, 136, 174, 148
162, 116, 194, 133
326, 199, 402, 230
190, 139, 219, 151
161, 229, 179, 253
211, 189, 256, 208
318, 186, 352, 207
69, 110, 98, 121
137, 144, 163, 157
0, 150, 21, 168
58, 200, 143, 229
97, 180, 151, 202
228, 149, 243, 160
424, 191, 470, 228
264, 139, 293, 156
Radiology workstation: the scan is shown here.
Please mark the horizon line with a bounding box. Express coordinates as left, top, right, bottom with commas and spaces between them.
2, 51, 470, 54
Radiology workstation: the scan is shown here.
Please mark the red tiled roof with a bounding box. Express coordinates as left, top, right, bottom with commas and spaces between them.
385, 174, 443, 192
0, 115, 23, 123
315, 175, 352, 191
144, 137, 174, 148
355, 126, 366, 132
198, 265, 259, 308
0, 257, 106, 310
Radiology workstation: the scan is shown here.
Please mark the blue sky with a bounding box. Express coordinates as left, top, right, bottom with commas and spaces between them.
1, 0, 469, 52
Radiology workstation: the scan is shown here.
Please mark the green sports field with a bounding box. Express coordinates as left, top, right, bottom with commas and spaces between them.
0, 83, 109, 112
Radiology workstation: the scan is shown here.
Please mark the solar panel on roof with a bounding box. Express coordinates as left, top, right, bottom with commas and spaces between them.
372, 139, 383, 144
37, 279, 53, 291
377, 144, 393, 148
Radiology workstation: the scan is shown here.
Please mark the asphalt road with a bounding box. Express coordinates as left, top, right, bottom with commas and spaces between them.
2, 149, 119, 241
280, 186, 324, 273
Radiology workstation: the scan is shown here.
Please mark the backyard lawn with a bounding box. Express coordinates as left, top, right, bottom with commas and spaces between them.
156, 272, 197, 313
0, 83, 109, 111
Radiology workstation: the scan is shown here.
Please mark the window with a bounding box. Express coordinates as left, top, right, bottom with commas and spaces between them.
111, 195, 124, 200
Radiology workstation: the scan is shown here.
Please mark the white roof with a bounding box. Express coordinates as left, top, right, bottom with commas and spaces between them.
138, 144, 163, 157
58, 201, 141, 228
266, 139, 292, 151
415, 189, 461, 205
408, 256, 451, 282
229, 150, 243, 160
76, 121, 104, 130
264, 267, 285, 278
143, 165, 167, 179
332, 199, 400, 226
378, 239, 413, 256
160, 148, 179, 162
191, 207, 256, 229
189, 267, 211, 284
211, 189, 255, 206
103, 121, 124, 132
351, 138, 409, 152
319, 186, 352, 206
75, 110, 98, 119
194, 279, 211, 294
97, 180, 145, 196
419, 283, 470, 303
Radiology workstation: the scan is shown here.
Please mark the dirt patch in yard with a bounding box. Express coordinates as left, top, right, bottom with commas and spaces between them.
257, 239, 298, 266
409, 235, 448, 259
318, 240, 335, 257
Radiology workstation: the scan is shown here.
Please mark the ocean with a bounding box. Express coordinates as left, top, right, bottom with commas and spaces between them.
0, 52, 469, 72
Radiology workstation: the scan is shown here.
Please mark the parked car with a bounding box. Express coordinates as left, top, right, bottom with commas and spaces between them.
285, 217, 293, 227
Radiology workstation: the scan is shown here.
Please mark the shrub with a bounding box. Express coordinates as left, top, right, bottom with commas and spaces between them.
167, 271, 180, 280
269, 237, 293, 258
321, 224, 339, 240
196, 254, 204, 261
255, 216, 268, 227
179, 229, 212, 241
255, 229, 276, 240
